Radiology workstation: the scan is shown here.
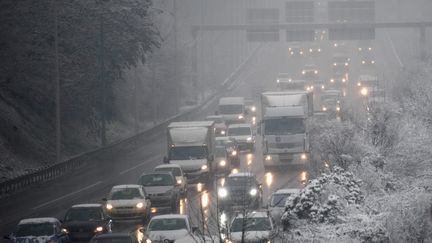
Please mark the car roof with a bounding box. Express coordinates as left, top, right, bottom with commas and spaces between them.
228, 124, 252, 129
19, 217, 59, 225
150, 214, 188, 220
228, 172, 254, 178
274, 188, 301, 194
112, 184, 142, 190
155, 164, 182, 170
234, 211, 269, 219
71, 203, 102, 208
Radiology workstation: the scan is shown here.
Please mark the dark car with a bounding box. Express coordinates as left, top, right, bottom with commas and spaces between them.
62, 204, 112, 241
89, 233, 139, 243
4, 217, 70, 243
217, 172, 263, 211
138, 172, 180, 214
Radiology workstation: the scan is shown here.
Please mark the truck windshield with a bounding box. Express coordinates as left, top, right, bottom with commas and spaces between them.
264, 118, 305, 135
219, 104, 243, 114
169, 146, 207, 160
228, 127, 251, 136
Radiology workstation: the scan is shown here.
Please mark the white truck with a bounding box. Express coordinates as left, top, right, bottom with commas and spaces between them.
164, 121, 215, 184
259, 91, 313, 171
218, 97, 246, 125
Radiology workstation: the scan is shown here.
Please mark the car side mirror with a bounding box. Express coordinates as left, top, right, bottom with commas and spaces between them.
163, 156, 169, 164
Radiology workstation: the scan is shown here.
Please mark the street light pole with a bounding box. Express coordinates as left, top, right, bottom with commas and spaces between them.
53, 0, 61, 163
173, 0, 179, 113
99, 8, 107, 147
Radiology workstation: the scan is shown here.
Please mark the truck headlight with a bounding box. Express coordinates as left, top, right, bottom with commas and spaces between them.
219, 160, 226, 167
265, 155, 272, 161
250, 188, 258, 196
106, 204, 113, 210
201, 164, 208, 170
301, 154, 307, 160
177, 179, 182, 184
218, 188, 228, 198
136, 202, 144, 208
238, 115, 244, 120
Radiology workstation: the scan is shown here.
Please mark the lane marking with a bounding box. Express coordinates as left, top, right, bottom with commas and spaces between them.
32, 181, 102, 210
388, 35, 404, 68
120, 154, 160, 175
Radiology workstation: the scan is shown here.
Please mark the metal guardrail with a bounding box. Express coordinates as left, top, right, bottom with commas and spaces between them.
0, 45, 262, 198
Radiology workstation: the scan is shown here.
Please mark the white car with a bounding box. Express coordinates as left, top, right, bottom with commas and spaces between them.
155, 164, 188, 197
268, 188, 300, 223
4, 218, 69, 243
227, 123, 255, 152
145, 214, 197, 243
104, 184, 151, 222
227, 211, 276, 243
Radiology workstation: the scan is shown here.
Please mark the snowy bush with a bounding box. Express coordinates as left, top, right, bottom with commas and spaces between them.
281, 167, 363, 227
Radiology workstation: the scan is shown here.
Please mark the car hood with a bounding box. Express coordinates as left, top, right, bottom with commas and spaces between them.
148, 229, 189, 241
230, 231, 270, 241
144, 186, 173, 194
108, 199, 143, 206
12, 235, 55, 243
63, 220, 102, 229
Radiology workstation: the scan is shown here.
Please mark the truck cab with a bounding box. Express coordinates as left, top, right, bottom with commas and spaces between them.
165, 121, 215, 184
218, 97, 246, 125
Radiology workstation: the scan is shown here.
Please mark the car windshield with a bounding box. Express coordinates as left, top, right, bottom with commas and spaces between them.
91, 237, 132, 243
169, 146, 207, 160
148, 218, 188, 231
270, 194, 289, 207
333, 56, 349, 62
155, 167, 181, 177
109, 188, 143, 200
15, 223, 54, 237
231, 217, 272, 232
219, 104, 243, 115
139, 174, 174, 187
227, 176, 254, 187
64, 207, 103, 222
264, 118, 305, 135
277, 73, 290, 79
215, 146, 226, 157
228, 127, 251, 136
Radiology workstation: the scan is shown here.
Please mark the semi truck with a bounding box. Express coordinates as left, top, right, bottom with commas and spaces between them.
259, 91, 313, 171
164, 121, 215, 184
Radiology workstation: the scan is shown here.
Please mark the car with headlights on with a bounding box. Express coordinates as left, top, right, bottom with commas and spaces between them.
288, 43, 304, 56
213, 145, 230, 175
103, 184, 151, 222
218, 172, 263, 211
155, 164, 187, 197
226, 211, 276, 243
320, 89, 343, 114
227, 123, 255, 152
267, 188, 300, 224
62, 204, 112, 241
205, 115, 227, 136
215, 137, 240, 168
4, 217, 70, 243
138, 172, 180, 214
301, 64, 319, 81
144, 214, 198, 243
90, 232, 139, 243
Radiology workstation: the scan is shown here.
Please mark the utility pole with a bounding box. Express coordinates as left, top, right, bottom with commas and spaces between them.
173, 0, 179, 113
99, 7, 107, 147
53, 0, 61, 163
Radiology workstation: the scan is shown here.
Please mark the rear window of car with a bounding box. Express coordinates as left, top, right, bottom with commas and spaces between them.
155, 167, 181, 177
139, 174, 174, 186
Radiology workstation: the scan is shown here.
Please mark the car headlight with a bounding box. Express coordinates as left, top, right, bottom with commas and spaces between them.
301, 153, 307, 160
362, 60, 366, 64
302, 70, 306, 75
251, 106, 256, 112
95, 226, 104, 232
309, 48, 313, 52
371, 60, 375, 64
146, 239, 152, 243
247, 137, 252, 141
330, 79, 334, 83
276, 79, 280, 83
136, 202, 144, 208
238, 115, 244, 120
345, 62, 349, 66
336, 107, 341, 112
333, 63, 337, 66
369, 47, 372, 51
106, 204, 113, 210
265, 155, 272, 161
218, 188, 228, 198
219, 160, 226, 167
231, 150, 237, 156
201, 164, 208, 170
221, 130, 226, 135
342, 78, 346, 83
177, 179, 182, 184
250, 188, 258, 196
321, 85, 325, 89
322, 107, 327, 111
314, 70, 318, 74
290, 51, 294, 55
358, 47, 362, 51
300, 51, 304, 55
